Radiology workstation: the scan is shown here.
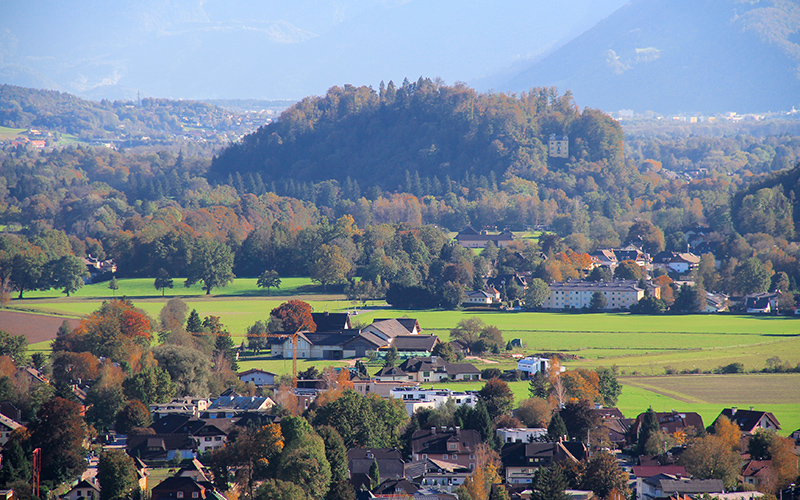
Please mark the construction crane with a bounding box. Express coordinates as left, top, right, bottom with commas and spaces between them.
259, 327, 304, 387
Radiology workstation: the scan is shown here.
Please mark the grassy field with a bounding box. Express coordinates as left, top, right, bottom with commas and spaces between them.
8, 277, 800, 435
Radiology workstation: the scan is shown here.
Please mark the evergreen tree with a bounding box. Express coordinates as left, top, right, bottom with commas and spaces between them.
637, 407, 660, 455
547, 412, 568, 441
186, 309, 203, 334
108, 276, 119, 296
368, 457, 380, 489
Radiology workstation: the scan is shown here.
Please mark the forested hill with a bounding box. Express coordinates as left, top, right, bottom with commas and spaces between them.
0, 85, 266, 143
209, 80, 624, 192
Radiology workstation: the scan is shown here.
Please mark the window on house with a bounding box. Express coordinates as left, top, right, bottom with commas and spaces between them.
192, 493, 199, 498
443, 454, 448, 460
177, 492, 184, 498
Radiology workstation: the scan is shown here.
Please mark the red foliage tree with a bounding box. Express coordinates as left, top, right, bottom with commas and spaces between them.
270, 300, 317, 332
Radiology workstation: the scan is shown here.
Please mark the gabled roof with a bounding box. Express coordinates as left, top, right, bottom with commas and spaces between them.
411, 428, 481, 455
399, 357, 447, 373
0, 412, 21, 432
631, 466, 687, 478
152, 476, 205, 493
445, 363, 480, 375
207, 396, 273, 411
374, 366, 407, 377
500, 441, 582, 468
68, 480, 100, 495
716, 408, 781, 433
642, 474, 724, 494
373, 478, 418, 495
632, 411, 704, 436
370, 318, 419, 337
343, 331, 388, 349
347, 448, 405, 479
741, 460, 772, 479
238, 368, 276, 377
391, 335, 438, 352
311, 312, 352, 331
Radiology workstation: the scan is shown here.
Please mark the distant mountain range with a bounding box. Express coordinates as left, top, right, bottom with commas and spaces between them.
501, 0, 800, 113
1, 0, 798, 113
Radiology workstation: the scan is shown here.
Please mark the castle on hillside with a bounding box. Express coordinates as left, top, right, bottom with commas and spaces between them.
548, 134, 568, 158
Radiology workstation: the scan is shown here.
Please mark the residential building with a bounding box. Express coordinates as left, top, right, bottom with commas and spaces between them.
516, 356, 551, 378
347, 448, 405, 481
463, 290, 496, 305
127, 434, 199, 461
0, 412, 21, 447
714, 408, 781, 434
342, 331, 388, 358
744, 293, 780, 314
496, 427, 547, 444
543, 279, 645, 310
390, 388, 478, 417
500, 441, 584, 484
739, 460, 772, 490
150, 476, 224, 500
631, 411, 704, 438
390, 335, 439, 357
638, 474, 723, 500
375, 357, 479, 383
275, 331, 357, 360
410, 427, 481, 469
405, 458, 471, 492
311, 312, 353, 331
351, 379, 418, 398
203, 396, 274, 418
237, 369, 276, 387
363, 318, 422, 339
632, 466, 687, 500
548, 134, 569, 158
62, 480, 100, 500
150, 398, 210, 420
455, 226, 514, 249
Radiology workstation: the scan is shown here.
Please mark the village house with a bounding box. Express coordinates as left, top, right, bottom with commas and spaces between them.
150, 398, 210, 420
127, 434, 199, 462
743, 293, 780, 314
237, 368, 276, 387
500, 441, 585, 484
0, 412, 21, 447
61, 479, 100, 500
651, 251, 701, 274
405, 458, 471, 492
632, 465, 687, 500
463, 289, 497, 306
351, 379, 418, 398
150, 476, 225, 500
376, 357, 480, 383
632, 411, 704, 438
389, 335, 439, 358
411, 427, 481, 469
714, 407, 781, 434
202, 395, 274, 419
311, 311, 353, 331
638, 474, 724, 500
347, 448, 405, 482
455, 226, 514, 248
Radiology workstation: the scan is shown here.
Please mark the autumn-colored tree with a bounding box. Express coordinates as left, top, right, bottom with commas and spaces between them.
211, 423, 284, 496
478, 378, 515, 420
115, 400, 151, 435
581, 450, 630, 499
29, 397, 87, 483
270, 300, 317, 332
516, 397, 554, 428
51, 351, 100, 385
713, 415, 742, 451
449, 317, 485, 353
679, 434, 742, 490
458, 443, 502, 500
652, 275, 675, 306
53, 299, 153, 362
561, 369, 602, 403
309, 244, 352, 291
548, 357, 567, 408
613, 260, 644, 281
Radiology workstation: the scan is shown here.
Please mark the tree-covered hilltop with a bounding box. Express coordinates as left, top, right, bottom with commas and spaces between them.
209, 79, 624, 192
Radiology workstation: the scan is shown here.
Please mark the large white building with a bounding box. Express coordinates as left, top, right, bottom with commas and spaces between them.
390, 387, 478, 416
542, 279, 645, 310
517, 356, 551, 377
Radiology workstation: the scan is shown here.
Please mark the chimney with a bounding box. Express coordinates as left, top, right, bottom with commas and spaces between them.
431, 427, 436, 435
731, 407, 737, 415
455, 426, 461, 435
750, 406, 754, 411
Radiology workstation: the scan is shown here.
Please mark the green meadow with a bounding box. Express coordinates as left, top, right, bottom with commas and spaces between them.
9, 277, 800, 434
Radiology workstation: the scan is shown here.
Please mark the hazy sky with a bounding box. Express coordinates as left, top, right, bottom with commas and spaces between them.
0, 0, 628, 100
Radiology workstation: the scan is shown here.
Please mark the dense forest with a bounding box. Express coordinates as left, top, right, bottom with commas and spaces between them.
2, 82, 800, 307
